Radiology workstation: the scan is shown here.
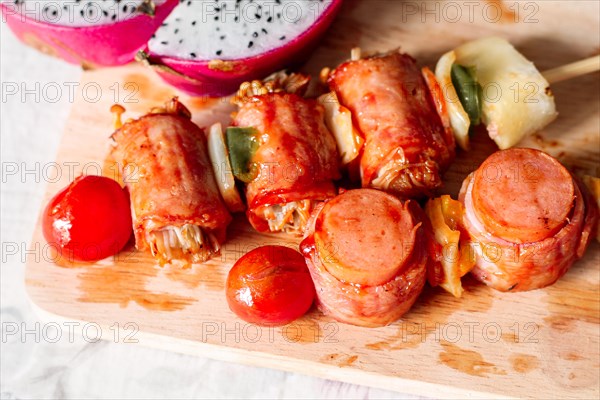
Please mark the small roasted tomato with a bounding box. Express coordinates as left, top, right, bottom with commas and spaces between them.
226, 246, 315, 325
42, 175, 133, 262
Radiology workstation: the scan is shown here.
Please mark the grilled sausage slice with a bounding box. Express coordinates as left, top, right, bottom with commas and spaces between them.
459, 148, 598, 291
300, 189, 428, 327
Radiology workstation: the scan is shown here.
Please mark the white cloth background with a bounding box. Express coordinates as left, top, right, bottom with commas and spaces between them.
0, 23, 420, 399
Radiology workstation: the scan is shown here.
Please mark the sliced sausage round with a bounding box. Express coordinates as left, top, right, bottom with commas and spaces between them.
300, 189, 428, 327
460, 148, 598, 292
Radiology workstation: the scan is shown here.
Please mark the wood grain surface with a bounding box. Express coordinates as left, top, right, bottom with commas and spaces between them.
25, 1, 599, 398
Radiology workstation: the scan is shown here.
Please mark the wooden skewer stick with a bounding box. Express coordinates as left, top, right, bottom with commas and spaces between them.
542, 54, 600, 84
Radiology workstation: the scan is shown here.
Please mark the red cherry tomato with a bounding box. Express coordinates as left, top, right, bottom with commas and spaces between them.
226, 246, 315, 325
42, 175, 133, 262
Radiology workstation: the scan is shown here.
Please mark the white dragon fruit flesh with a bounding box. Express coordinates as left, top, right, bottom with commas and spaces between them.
137, 0, 342, 96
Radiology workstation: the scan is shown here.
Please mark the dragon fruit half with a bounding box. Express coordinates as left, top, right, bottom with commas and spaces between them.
2, 0, 342, 96
1, 0, 178, 66
136, 0, 343, 96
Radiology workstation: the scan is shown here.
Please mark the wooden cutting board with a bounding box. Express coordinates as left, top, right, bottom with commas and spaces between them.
25, 1, 600, 398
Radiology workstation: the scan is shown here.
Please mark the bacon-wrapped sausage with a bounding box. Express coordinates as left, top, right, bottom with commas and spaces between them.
300, 189, 428, 327
111, 98, 232, 266
459, 148, 598, 291
233, 92, 340, 234
328, 51, 455, 198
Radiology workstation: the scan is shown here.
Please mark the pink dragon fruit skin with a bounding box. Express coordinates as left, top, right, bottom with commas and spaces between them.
137, 0, 343, 97
0, 0, 178, 67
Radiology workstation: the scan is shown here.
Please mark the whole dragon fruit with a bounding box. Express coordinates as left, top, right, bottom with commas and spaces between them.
136, 0, 343, 96
1, 0, 177, 66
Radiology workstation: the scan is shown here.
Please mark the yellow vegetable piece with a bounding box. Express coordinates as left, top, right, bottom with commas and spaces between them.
581, 175, 600, 242
425, 195, 475, 298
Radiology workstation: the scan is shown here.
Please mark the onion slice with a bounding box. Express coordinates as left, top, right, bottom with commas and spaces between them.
435, 50, 471, 151
207, 123, 245, 213
317, 92, 364, 166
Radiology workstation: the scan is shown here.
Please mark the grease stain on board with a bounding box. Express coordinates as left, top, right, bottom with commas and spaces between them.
281, 316, 322, 344
540, 272, 600, 389
365, 281, 496, 352
365, 322, 429, 351
165, 262, 225, 291
501, 332, 518, 343
77, 254, 195, 311
364, 285, 460, 351
561, 352, 584, 361
543, 315, 577, 332
123, 74, 176, 107
322, 353, 359, 367
439, 341, 507, 377
509, 353, 540, 373
542, 272, 599, 337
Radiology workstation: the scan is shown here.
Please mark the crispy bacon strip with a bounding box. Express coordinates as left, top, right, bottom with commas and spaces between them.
111, 98, 232, 266
233, 92, 340, 234
328, 51, 455, 198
